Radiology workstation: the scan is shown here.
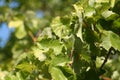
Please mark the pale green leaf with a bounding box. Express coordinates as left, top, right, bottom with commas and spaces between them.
95, 0, 109, 3
16, 62, 36, 73
33, 48, 46, 61
16, 72, 24, 80
84, 7, 95, 17
110, 0, 115, 8
100, 31, 120, 51
4, 75, 18, 80
50, 55, 69, 67
60, 66, 76, 80
73, 3, 83, 23
51, 16, 71, 39
49, 67, 67, 80
76, 24, 84, 42
8, 20, 23, 28
15, 26, 27, 39
37, 39, 63, 55
102, 10, 115, 18
89, 0, 95, 7
73, 3, 84, 42
40, 27, 53, 38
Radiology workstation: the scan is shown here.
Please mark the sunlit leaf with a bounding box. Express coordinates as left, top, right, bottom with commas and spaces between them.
84, 7, 95, 17
16, 62, 36, 73
15, 26, 27, 39
110, 0, 115, 8
88, 0, 95, 7
60, 66, 76, 80
8, 20, 23, 28
102, 10, 115, 18
73, 3, 84, 42
49, 67, 67, 80
76, 24, 84, 42
33, 48, 46, 61
95, 0, 109, 3
51, 16, 71, 39
100, 31, 120, 51
37, 39, 63, 55
50, 55, 69, 67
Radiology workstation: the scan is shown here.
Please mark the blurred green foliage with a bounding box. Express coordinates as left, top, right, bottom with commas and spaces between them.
0, 0, 120, 80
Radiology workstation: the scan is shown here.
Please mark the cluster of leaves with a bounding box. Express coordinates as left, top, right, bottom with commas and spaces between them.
0, 0, 120, 80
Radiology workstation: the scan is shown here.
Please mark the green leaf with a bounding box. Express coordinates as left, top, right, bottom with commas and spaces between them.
89, 0, 95, 7
76, 24, 84, 42
95, 0, 109, 3
113, 18, 120, 29
16, 62, 36, 73
8, 20, 23, 28
37, 39, 63, 55
4, 72, 24, 80
106, 13, 119, 21
110, 0, 115, 8
102, 10, 115, 18
100, 31, 120, 51
16, 72, 24, 80
4, 74, 18, 80
32, 48, 46, 61
73, 3, 85, 42
81, 53, 91, 63
51, 16, 71, 39
15, 26, 27, 39
50, 55, 69, 67
49, 67, 67, 80
59, 66, 76, 80
84, 7, 95, 17
63, 35, 75, 54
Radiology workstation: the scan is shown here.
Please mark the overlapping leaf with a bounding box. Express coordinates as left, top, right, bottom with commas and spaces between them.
37, 38, 63, 55
51, 16, 71, 39
49, 67, 68, 80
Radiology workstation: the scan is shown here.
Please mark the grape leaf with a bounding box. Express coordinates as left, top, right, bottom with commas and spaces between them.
49, 67, 67, 80
50, 55, 69, 67
100, 31, 120, 51
51, 16, 71, 39
37, 38, 63, 55
16, 62, 36, 73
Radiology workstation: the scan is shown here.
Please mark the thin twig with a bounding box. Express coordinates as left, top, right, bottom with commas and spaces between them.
28, 29, 41, 43
35, 29, 41, 39
100, 47, 113, 69
28, 31, 36, 42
